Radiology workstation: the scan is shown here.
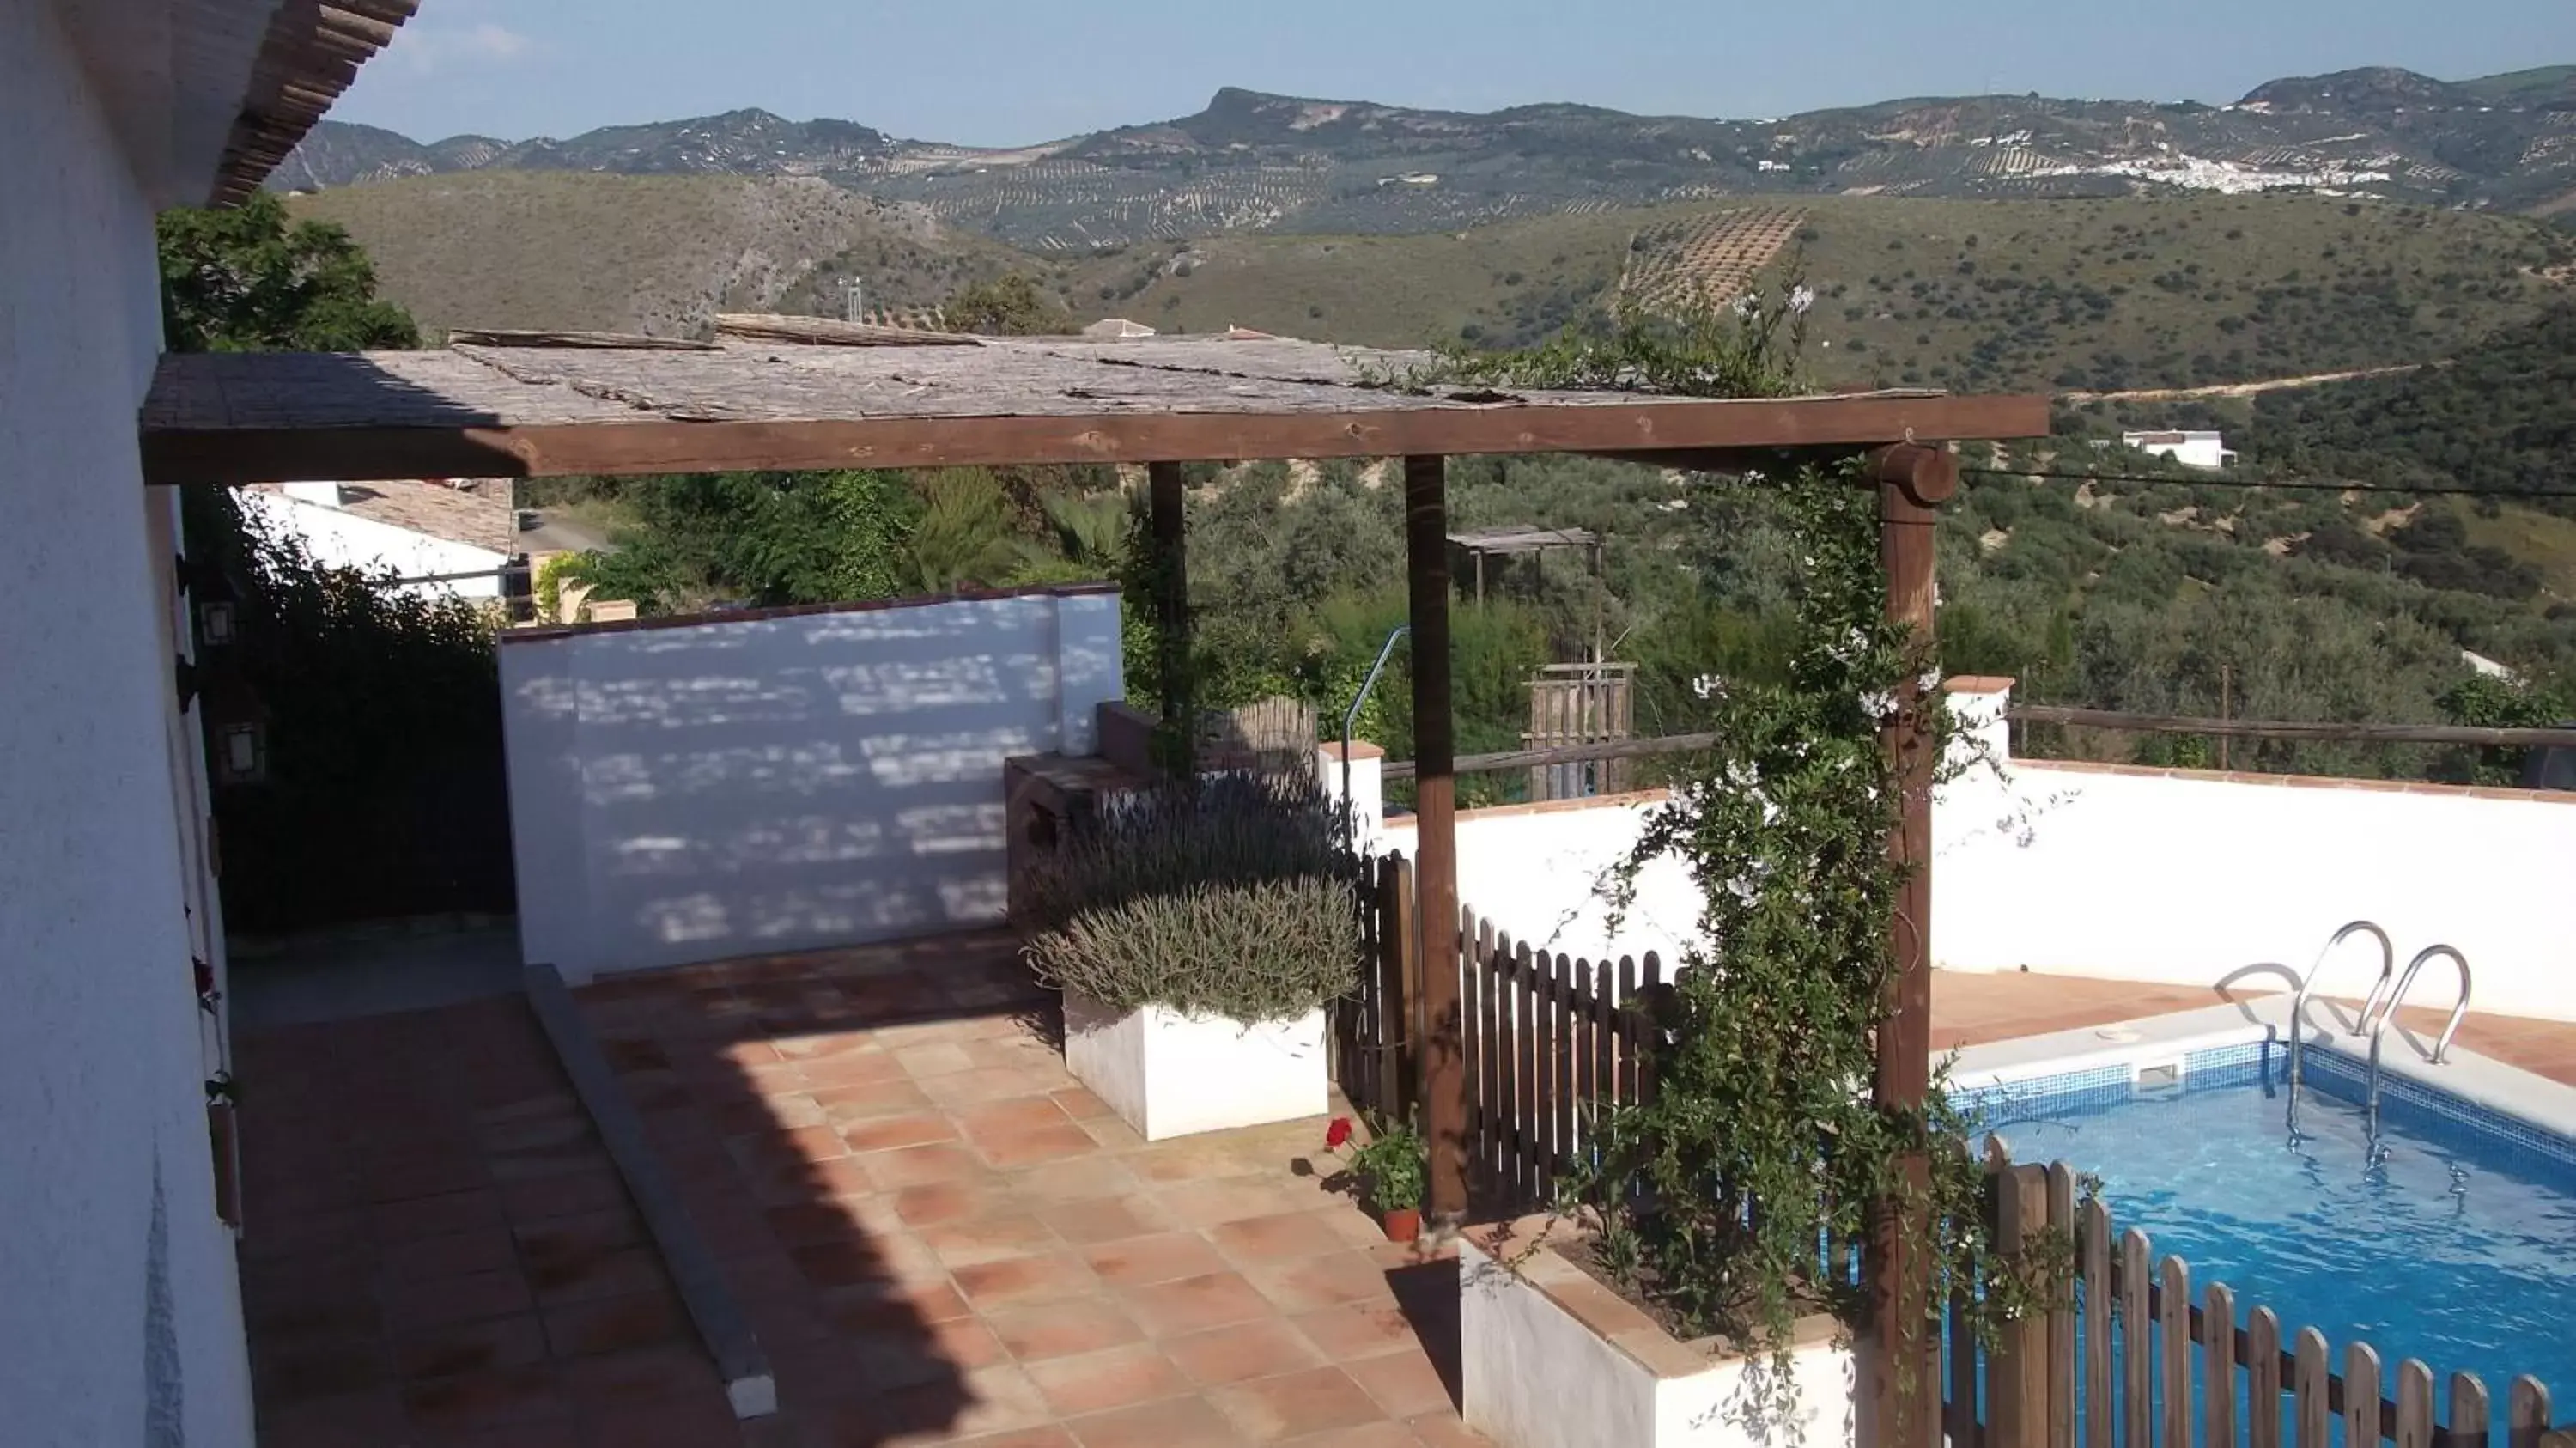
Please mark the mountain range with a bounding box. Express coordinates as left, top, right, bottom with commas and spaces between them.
281, 67, 2576, 248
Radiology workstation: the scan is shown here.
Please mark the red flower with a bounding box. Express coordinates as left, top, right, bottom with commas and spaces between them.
1324, 1116, 1354, 1150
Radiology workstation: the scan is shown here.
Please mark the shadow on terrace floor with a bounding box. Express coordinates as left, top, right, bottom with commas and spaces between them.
574, 928, 1493, 1446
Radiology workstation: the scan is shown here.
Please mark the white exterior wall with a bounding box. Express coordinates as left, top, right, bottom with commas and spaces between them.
1328, 687, 2576, 1022
0, 4, 253, 1444
239, 486, 510, 599
1935, 692, 2576, 1021
501, 587, 1124, 981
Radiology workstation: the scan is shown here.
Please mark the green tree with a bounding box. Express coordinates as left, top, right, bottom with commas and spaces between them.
157, 192, 420, 352
942, 273, 1075, 337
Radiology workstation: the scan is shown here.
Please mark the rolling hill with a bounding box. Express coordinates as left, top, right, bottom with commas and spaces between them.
289, 171, 1030, 337
280, 66, 2576, 249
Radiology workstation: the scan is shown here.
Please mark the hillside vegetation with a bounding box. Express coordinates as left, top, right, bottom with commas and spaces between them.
289, 172, 1025, 336
1054, 194, 2573, 391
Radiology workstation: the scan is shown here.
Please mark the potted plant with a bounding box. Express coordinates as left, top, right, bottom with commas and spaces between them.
1024, 771, 1358, 1141
1323, 1114, 1426, 1242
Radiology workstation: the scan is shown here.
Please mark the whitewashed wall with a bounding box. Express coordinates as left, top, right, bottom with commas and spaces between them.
501, 587, 1124, 981
1331, 683, 2576, 1022
241, 485, 510, 599
1935, 684, 2576, 1022
0, 4, 256, 1443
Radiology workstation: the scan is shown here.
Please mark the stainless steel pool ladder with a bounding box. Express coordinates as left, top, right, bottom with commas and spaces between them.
2358, 945, 2472, 1124
2287, 920, 2394, 1104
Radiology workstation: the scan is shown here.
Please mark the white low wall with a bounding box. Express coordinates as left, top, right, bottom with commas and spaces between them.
1935, 684, 2576, 1022
501, 587, 1123, 981
1328, 681, 2576, 1021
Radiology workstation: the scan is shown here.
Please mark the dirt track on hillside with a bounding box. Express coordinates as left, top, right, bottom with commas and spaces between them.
2057, 364, 2429, 405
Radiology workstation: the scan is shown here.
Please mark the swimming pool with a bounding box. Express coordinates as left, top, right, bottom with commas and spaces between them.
1964, 1037, 2576, 1408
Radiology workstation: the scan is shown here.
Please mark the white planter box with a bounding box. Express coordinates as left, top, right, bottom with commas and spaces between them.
1060, 991, 1328, 1141
1461, 1224, 1859, 1448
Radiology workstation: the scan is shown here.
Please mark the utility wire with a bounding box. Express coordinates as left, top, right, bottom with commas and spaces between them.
1959, 466, 2576, 502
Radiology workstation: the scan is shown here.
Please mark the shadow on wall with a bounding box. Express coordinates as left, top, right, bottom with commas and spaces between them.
501, 589, 1122, 980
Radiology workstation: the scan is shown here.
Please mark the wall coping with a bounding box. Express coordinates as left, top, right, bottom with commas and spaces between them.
1320, 741, 1385, 763
1943, 675, 2018, 696
1380, 788, 1671, 830
2016, 757, 2576, 806
501, 581, 1120, 644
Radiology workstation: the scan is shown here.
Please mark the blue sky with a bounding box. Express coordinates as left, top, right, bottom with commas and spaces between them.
337, 0, 2576, 146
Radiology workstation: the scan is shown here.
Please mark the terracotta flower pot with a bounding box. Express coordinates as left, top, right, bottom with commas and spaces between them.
1379, 1207, 1422, 1244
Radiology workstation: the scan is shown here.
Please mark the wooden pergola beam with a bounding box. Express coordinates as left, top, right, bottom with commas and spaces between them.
1404, 455, 1468, 1224
1146, 462, 1193, 774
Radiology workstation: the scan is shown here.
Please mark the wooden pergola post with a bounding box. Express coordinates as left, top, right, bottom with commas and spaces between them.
1865, 441, 1956, 1448
1404, 453, 1469, 1223
1146, 461, 1194, 777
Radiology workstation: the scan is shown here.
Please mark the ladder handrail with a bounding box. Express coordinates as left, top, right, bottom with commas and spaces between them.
2363, 945, 2472, 1066
2288, 921, 2393, 1104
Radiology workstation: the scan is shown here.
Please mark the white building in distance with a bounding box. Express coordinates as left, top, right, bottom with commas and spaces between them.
2123, 430, 2240, 471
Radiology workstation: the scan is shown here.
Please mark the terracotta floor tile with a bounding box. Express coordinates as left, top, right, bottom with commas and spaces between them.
530, 1243, 671, 1305
766, 1200, 866, 1249
835, 1110, 962, 1154
801, 1052, 916, 1092
823, 1278, 975, 1333
792, 1239, 914, 1292
1152, 1178, 1304, 1228
985, 1298, 1145, 1363
1406, 1410, 1499, 1445
782, 1123, 855, 1164
1024, 1342, 1193, 1418
920, 1211, 1060, 1269
258, 1389, 408, 1448
397, 1362, 570, 1434
559, 1342, 723, 1415
1004, 1156, 1143, 1204
895, 1041, 977, 1077
920, 1067, 1058, 1108
957, 1096, 1076, 1136
390, 1312, 549, 1382
1117, 1270, 1276, 1338
1062, 1393, 1242, 1448
952, 1251, 1100, 1311
382, 1268, 533, 1335
1078, 1232, 1231, 1291
499, 1168, 632, 1223
1162, 1318, 1327, 1386
1344, 1348, 1456, 1419
574, 1386, 746, 1448
1208, 1210, 1351, 1265
252, 1340, 390, 1405
945, 1430, 1079, 1448
1048, 1086, 1114, 1121
774, 1028, 877, 1062
886, 1361, 1055, 1440
539, 1287, 688, 1359
890, 1182, 1002, 1227
373, 1188, 505, 1244
1291, 1301, 1424, 1362
1076, 1116, 1149, 1153
1243, 1252, 1399, 1314
972, 1122, 1101, 1169
862, 1143, 993, 1191
1038, 1196, 1171, 1246
1206, 1363, 1384, 1442
382, 1225, 519, 1282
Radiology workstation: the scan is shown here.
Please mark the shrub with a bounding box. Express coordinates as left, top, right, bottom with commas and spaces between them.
1024, 772, 1358, 1022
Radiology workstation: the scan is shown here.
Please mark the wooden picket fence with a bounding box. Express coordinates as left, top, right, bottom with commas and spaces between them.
1334, 851, 1668, 1214
1960, 1140, 2572, 1448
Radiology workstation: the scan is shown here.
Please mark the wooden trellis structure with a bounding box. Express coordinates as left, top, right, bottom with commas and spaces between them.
138, 323, 2045, 1445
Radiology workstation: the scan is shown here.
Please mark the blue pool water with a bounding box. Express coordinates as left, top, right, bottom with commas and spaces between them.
1967, 1041, 2576, 1408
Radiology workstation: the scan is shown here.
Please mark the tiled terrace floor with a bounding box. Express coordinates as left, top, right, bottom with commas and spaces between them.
569, 932, 1486, 1447
238, 947, 2576, 1446
236, 995, 750, 1447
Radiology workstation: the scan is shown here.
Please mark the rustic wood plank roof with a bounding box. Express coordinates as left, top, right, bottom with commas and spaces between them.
1449, 526, 1601, 554
211, 2, 419, 206
140, 332, 2051, 485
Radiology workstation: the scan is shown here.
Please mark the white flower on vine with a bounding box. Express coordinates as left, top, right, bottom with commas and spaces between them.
1788, 284, 1816, 315
1731, 293, 1759, 319
1692, 672, 1726, 701
1860, 689, 1899, 721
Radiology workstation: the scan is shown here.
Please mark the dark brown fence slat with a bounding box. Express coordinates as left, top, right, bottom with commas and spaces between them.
1373, 860, 1402, 1114
1552, 954, 1577, 1195
1950, 1269, 1982, 1448
2249, 1307, 2283, 1448
1391, 859, 1420, 1116
2454, 1372, 2491, 1448
2121, 1230, 2152, 1448
1572, 958, 1597, 1165
2160, 1256, 2193, 1448
1495, 932, 1520, 1202
2080, 1198, 2111, 1448
1457, 909, 1480, 1190
2350, 1343, 2385, 1448
2397, 1360, 2435, 1448
1534, 950, 1558, 1202
1991, 1154, 2048, 1448
1616, 954, 1639, 1107
2296, 1329, 2331, 1448
2045, 1164, 2076, 1448
1638, 952, 1664, 1106
1484, 917, 1504, 1190
2512, 1378, 2553, 1448
2204, 1281, 2238, 1448
1504, 938, 1525, 1196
